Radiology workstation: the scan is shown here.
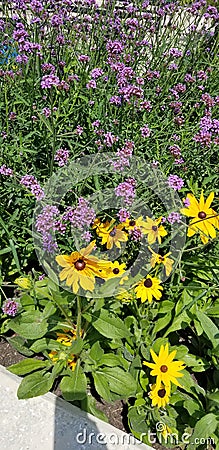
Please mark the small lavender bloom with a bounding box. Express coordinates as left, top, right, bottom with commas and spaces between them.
38, 274, 45, 281
41, 74, 60, 89
82, 230, 92, 242
0, 164, 13, 176
2, 299, 19, 316
42, 107, 51, 117
92, 120, 100, 128
36, 205, 59, 234
168, 174, 184, 191
167, 212, 181, 224
115, 178, 136, 206
86, 80, 96, 89
20, 174, 44, 200
78, 54, 90, 62
183, 197, 190, 207
117, 208, 130, 222
129, 227, 142, 241
90, 68, 104, 79
174, 158, 185, 165
42, 233, 58, 254
161, 216, 166, 223
141, 124, 151, 138
109, 95, 122, 105
152, 160, 159, 168
75, 126, 83, 135
63, 198, 96, 230
104, 132, 118, 147
169, 145, 181, 157
54, 148, 69, 167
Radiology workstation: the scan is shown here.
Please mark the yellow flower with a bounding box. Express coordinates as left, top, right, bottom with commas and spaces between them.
56, 241, 111, 294
181, 191, 219, 244
149, 382, 171, 408
103, 261, 126, 279
149, 247, 174, 276
14, 277, 31, 289
56, 327, 82, 346
95, 219, 128, 249
135, 275, 163, 303
48, 328, 80, 372
140, 217, 167, 244
48, 350, 77, 371
161, 425, 173, 440
123, 216, 144, 231
143, 343, 185, 387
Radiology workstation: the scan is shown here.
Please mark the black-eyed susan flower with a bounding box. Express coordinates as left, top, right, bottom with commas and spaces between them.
49, 350, 77, 371
149, 247, 174, 276
49, 328, 80, 371
96, 219, 128, 249
56, 241, 111, 293
180, 191, 219, 244
135, 275, 163, 303
123, 216, 144, 231
149, 382, 171, 408
140, 217, 167, 244
143, 343, 185, 387
103, 261, 126, 279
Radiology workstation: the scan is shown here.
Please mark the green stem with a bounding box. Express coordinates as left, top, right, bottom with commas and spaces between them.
76, 296, 82, 339
51, 292, 73, 328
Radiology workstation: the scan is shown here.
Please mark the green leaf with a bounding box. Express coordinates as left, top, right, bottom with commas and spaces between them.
164, 310, 190, 336
42, 302, 56, 318
20, 293, 35, 310
81, 394, 109, 423
190, 413, 218, 442
83, 309, 130, 339
7, 359, 50, 375
17, 371, 54, 399
8, 310, 48, 339
7, 336, 34, 356
93, 371, 112, 402
30, 338, 59, 353
97, 367, 137, 397
89, 341, 104, 362
60, 365, 87, 401
196, 311, 219, 348
99, 353, 125, 368
69, 337, 83, 355
153, 312, 172, 334
207, 392, 219, 404
9, 239, 20, 271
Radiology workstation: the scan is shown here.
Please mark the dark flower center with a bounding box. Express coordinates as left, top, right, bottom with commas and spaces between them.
113, 268, 120, 274
160, 365, 168, 373
152, 225, 158, 231
110, 228, 117, 236
129, 220, 136, 226
158, 388, 166, 398
144, 278, 153, 288
74, 259, 86, 270
198, 211, 206, 219
159, 256, 164, 261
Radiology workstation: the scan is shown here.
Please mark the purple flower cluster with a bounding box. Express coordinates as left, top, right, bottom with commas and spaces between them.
141, 124, 151, 138
167, 212, 181, 224
0, 164, 13, 176
117, 208, 130, 222
193, 114, 219, 147
63, 198, 96, 230
129, 227, 142, 241
36, 205, 59, 234
20, 175, 45, 200
111, 140, 134, 171
54, 147, 69, 167
41, 74, 60, 89
168, 174, 184, 191
115, 178, 136, 206
2, 299, 19, 316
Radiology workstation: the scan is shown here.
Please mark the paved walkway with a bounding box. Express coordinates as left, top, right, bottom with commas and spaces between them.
0, 365, 152, 450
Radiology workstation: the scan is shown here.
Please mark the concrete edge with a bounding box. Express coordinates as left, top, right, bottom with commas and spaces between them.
0, 364, 152, 450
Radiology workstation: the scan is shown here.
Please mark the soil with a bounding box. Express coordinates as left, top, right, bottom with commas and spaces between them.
0, 337, 179, 449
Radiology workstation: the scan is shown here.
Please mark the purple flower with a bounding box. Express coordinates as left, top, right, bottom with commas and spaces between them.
36, 205, 59, 234
42, 107, 51, 118
109, 96, 122, 105
183, 197, 190, 207
115, 178, 136, 206
129, 227, 142, 241
54, 148, 69, 167
141, 124, 151, 138
75, 126, 84, 135
78, 54, 90, 62
20, 175, 44, 200
63, 198, 96, 230
38, 274, 46, 281
2, 299, 19, 316
90, 68, 104, 79
169, 145, 181, 157
168, 175, 184, 191
41, 74, 60, 89
117, 208, 130, 222
82, 230, 92, 242
0, 164, 13, 176
104, 132, 118, 147
167, 212, 181, 224
106, 40, 124, 55
86, 80, 96, 89
111, 140, 134, 171
42, 233, 58, 254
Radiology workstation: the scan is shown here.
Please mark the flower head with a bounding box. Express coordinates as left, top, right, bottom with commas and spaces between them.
140, 217, 167, 244
143, 343, 185, 387
180, 191, 219, 244
95, 219, 128, 249
149, 383, 171, 408
149, 248, 174, 276
56, 241, 111, 293
2, 299, 19, 316
135, 275, 163, 303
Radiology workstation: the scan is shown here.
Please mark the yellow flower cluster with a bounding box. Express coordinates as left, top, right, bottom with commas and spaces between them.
143, 343, 185, 408
48, 328, 80, 371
